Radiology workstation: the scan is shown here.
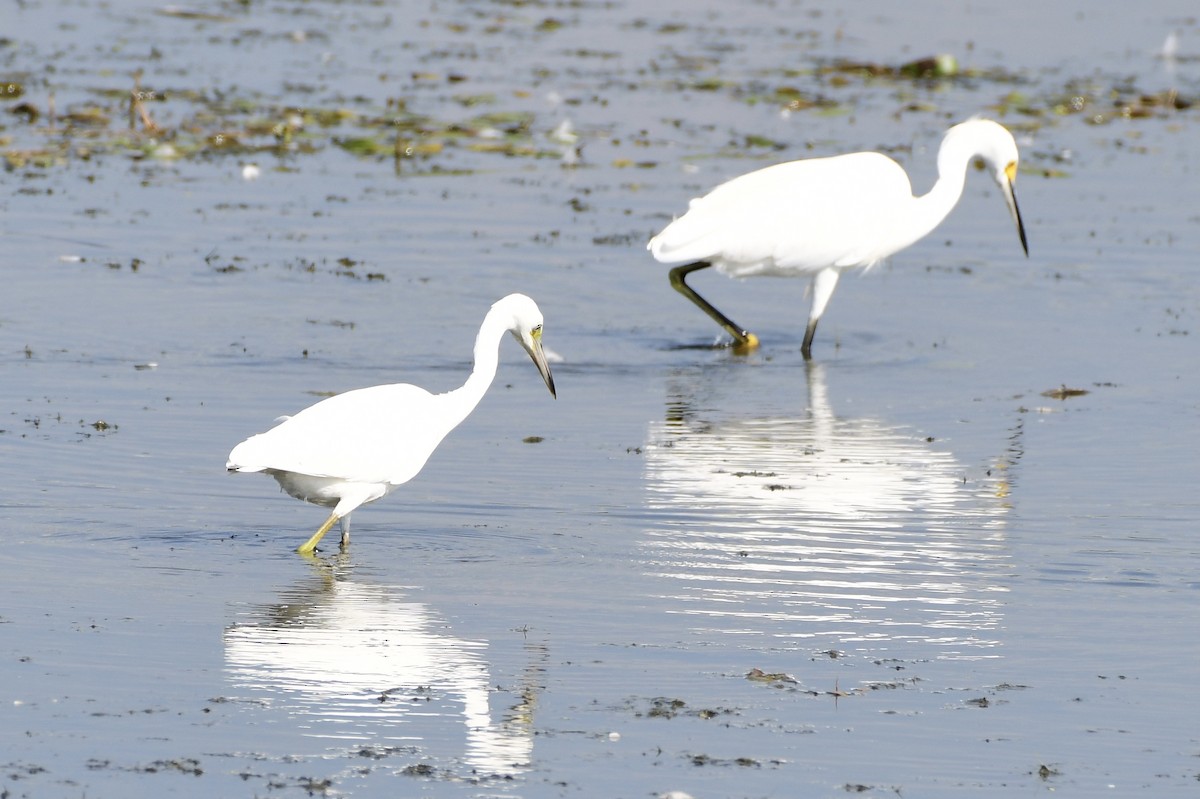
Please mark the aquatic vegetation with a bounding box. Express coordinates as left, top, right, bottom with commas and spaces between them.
2, 31, 1193, 177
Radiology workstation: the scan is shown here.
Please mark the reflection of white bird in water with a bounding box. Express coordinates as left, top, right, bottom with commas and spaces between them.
227, 294, 556, 554
648, 118, 1029, 357
224, 568, 543, 775
642, 362, 1016, 653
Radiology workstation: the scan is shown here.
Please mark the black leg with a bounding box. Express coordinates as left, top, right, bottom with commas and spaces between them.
669, 261, 759, 350
801, 318, 818, 360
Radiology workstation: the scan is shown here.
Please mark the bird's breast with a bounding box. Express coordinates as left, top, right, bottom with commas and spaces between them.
268, 469, 393, 508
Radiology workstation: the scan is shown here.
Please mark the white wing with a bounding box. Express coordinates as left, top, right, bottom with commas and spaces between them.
228, 383, 453, 486
649, 152, 915, 276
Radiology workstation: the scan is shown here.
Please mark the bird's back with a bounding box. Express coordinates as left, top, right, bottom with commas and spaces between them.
227, 383, 453, 486
649, 151, 916, 276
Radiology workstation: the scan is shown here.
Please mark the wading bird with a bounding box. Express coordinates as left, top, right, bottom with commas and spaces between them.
648, 118, 1029, 358
227, 293, 556, 554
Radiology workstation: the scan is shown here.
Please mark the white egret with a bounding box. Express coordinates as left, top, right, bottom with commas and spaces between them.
227, 293, 556, 554
648, 118, 1029, 358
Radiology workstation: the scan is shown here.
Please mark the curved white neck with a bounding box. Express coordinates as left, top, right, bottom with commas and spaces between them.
903, 134, 976, 249
439, 306, 511, 433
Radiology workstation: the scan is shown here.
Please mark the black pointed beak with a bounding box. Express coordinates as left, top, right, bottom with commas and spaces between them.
1002, 173, 1028, 257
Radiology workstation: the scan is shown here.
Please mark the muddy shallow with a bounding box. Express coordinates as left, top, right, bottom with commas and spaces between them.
3, 0, 1199, 796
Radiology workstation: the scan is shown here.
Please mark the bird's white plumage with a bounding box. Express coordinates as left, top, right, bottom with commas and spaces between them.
648, 118, 1028, 356
227, 293, 556, 553
650, 152, 914, 276
228, 383, 446, 485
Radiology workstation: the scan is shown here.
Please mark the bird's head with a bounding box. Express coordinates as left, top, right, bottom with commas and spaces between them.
495, 293, 557, 398
951, 118, 1029, 257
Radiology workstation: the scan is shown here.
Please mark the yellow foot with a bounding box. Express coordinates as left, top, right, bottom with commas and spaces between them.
297, 512, 339, 555
297, 548, 324, 564
730, 332, 760, 355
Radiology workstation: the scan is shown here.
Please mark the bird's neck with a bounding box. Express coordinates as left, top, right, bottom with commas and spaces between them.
907, 137, 973, 246
441, 309, 507, 430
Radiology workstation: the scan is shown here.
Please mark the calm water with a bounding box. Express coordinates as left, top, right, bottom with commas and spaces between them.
3, 1, 1199, 796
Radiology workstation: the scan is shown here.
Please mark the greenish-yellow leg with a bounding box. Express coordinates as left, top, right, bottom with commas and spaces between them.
297, 512, 339, 555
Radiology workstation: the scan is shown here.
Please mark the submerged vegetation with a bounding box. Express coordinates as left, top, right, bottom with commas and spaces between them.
1, 17, 1192, 176
0, 72, 565, 171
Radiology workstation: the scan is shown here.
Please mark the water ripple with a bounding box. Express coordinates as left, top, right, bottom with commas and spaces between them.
642, 363, 1013, 657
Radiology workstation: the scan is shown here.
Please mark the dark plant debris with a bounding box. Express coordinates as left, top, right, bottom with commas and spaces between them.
1041, 385, 1089, 400
633, 697, 736, 720
746, 668, 798, 686
1036, 763, 1062, 780
689, 752, 771, 768
2, 44, 1194, 174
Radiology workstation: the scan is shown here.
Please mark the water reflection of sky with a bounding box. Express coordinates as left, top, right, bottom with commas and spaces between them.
643, 363, 1016, 658
224, 562, 539, 776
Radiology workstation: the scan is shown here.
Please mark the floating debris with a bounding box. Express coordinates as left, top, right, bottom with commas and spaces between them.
688, 753, 764, 768
1041, 385, 1089, 400
816, 53, 977, 82
645, 697, 687, 718
549, 119, 577, 144
156, 6, 234, 22
1036, 763, 1062, 780
746, 668, 798, 685
134, 758, 202, 776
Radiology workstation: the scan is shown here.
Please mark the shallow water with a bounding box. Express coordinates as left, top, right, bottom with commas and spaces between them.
3, 0, 1200, 796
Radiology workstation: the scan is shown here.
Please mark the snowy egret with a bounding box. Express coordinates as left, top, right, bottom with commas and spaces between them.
648, 118, 1028, 357
227, 293, 556, 554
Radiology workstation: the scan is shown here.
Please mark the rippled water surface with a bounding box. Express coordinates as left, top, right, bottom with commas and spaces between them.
3, 0, 1199, 796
